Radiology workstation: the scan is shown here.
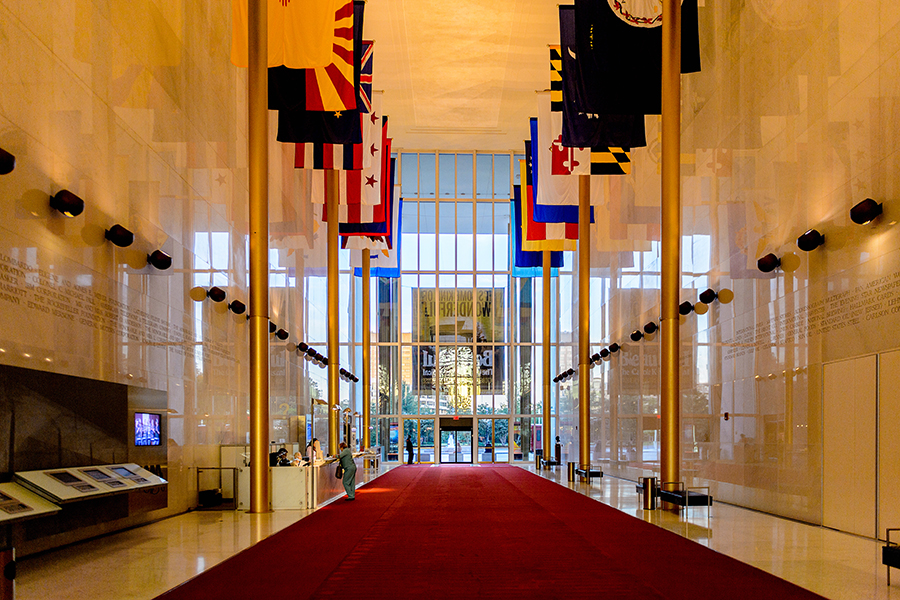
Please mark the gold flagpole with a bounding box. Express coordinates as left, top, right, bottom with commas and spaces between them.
578, 174, 591, 479
362, 251, 371, 455
660, 0, 682, 495
327, 169, 340, 456
248, 0, 270, 513
542, 250, 552, 468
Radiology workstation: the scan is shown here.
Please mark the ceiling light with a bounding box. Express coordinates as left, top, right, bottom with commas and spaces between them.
797, 229, 825, 252
0, 147, 15, 175
757, 253, 781, 273
850, 198, 883, 225
49, 190, 85, 217
147, 250, 172, 270
105, 224, 134, 247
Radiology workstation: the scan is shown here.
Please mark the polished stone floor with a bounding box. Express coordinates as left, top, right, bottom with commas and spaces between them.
16, 464, 899, 599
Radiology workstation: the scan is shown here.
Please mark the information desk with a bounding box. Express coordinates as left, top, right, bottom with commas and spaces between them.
236, 452, 375, 511
14, 464, 167, 504
0, 482, 60, 524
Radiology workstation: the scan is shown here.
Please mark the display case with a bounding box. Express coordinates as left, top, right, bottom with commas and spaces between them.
14, 464, 166, 504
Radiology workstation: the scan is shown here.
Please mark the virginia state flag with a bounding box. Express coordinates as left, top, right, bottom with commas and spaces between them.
231, 0, 339, 68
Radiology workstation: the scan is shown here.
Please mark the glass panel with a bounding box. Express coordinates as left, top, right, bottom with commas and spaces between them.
403, 419, 418, 463
439, 153, 455, 198
388, 417, 399, 461
415, 345, 436, 413
478, 419, 493, 462
493, 154, 511, 199
438, 347, 455, 414
419, 153, 436, 198
419, 201, 437, 234
512, 154, 525, 185
439, 233, 456, 271
456, 347, 474, 415
493, 203, 510, 271
493, 347, 508, 414
457, 154, 473, 199
494, 418, 509, 462
401, 346, 417, 414
378, 278, 398, 343
419, 234, 437, 271
377, 345, 398, 415
420, 419, 435, 461
401, 153, 418, 198
401, 274, 414, 337
457, 202, 474, 271
401, 202, 418, 271
476, 154, 493, 198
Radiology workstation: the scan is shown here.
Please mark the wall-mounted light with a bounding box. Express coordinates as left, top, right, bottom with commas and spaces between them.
269, 321, 277, 334
0, 147, 15, 175
553, 375, 560, 383
275, 329, 289, 341
797, 229, 824, 252
678, 301, 694, 316
49, 190, 84, 217
207, 286, 226, 303
724, 412, 730, 421
630, 330, 643, 342
591, 353, 601, 363
608, 343, 620, 353
320, 357, 329, 368
757, 253, 781, 273
850, 198, 883, 225
228, 300, 246, 315
599, 348, 610, 359
699, 289, 717, 304
105, 224, 134, 248
297, 342, 309, 353
147, 250, 172, 270
643, 322, 658, 335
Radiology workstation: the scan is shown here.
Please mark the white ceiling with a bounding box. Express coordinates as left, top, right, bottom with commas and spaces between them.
364, 0, 560, 153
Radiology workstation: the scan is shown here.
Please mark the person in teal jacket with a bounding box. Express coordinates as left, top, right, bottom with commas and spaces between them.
338, 441, 357, 500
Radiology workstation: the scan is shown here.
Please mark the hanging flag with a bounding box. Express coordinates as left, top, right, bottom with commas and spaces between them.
558, 5, 646, 149
550, 46, 564, 112
293, 91, 382, 170
305, 0, 359, 111
349, 187, 402, 278
590, 147, 631, 175
336, 153, 394, 234
573, 0, 700, 116
231, 0, 339, 69
511, 185, 562, 278
357, 40, 375, 113
529, 119, 595, 225
519, 159, 578, 252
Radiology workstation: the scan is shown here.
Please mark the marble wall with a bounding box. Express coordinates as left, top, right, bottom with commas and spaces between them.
570, 0, 900, 526
0, 0, 336, 546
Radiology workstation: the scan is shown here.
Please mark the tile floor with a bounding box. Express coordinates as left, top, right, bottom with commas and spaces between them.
15, 464, 899, 599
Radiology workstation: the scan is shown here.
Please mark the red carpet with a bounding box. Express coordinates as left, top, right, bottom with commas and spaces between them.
157, 466, 825, 600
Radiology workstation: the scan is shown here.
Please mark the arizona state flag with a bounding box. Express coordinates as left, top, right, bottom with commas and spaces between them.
558, 5, 646, 149
306, 0, 358, 111
231, 0, 340, 68
573, 0, 700, 115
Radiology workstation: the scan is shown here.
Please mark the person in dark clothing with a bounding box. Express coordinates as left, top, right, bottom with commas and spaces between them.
406, 435, 414, 465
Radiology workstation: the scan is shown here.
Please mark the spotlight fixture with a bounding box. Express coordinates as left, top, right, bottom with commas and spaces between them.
679, 301, 694, 316
147, 249, 172, 270
553, 375, 560, 383
699, 288, 717, 304
228, 300, 246, 315
105, 224, 134, 248
757, 253, 781, 273
0, 147, 15, 175
49, 189, 84, 217
207, 286, 227, 303
566, 368, 575, 377
320, 357, 329, 368
591, 353, 601, 363
609, 343, 620, 353
275, 329, 289, 341
850, 198, 883, 225
724, 412, 730, 421
797, 229, 825, 252
643, 322, 658, 335
599, 348, 610, 359
297, 342, 309, 353
630, 330, 643, 342
305, 348, 316, 361
269, 321, 277, 334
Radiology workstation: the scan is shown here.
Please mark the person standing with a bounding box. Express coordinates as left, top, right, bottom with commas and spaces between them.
338, 442, 357, 501
406, 435, 414, 465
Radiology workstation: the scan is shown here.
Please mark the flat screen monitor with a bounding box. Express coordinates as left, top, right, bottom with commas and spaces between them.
48, 471, 82, 485
135, 412, 161, 446
110, 466, 134, 478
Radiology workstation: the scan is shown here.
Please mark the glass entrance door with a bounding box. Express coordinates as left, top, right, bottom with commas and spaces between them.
478, 418, 509, 463
440, 429, 472, 463
401, 418, 436, 463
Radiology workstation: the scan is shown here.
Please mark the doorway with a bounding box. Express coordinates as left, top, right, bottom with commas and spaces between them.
477, 418, 509, 463
438, 417, 473, 463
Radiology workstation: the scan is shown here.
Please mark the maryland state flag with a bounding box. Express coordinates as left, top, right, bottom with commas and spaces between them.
573, 0, 700, 116
231, 0, 340, 68
529, 118, 596, 224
